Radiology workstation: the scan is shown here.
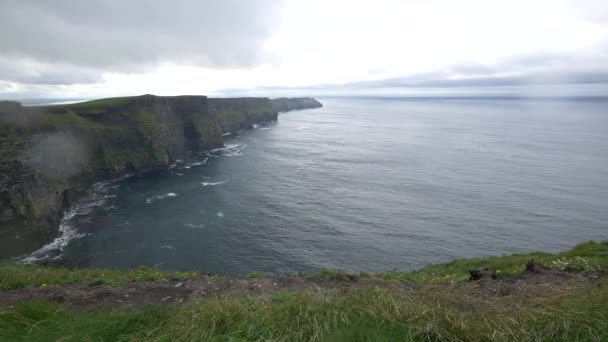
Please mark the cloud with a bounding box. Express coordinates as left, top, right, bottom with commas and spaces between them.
0, 0, 284, 84
0, 57, 102, 85
216, 49, 608, 97
1, 0, 607, 98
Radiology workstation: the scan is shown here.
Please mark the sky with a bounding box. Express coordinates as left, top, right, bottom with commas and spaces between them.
1, 0, 607, 99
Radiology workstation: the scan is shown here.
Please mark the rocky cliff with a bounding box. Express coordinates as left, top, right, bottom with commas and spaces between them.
209, 98, 278, 133
0, 95, 321, 258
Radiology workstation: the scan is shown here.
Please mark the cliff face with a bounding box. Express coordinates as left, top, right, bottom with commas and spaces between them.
0, 95, 320, 258
209, 98, 278, 133
271, 97, 323, 113
0, 95, 226, 257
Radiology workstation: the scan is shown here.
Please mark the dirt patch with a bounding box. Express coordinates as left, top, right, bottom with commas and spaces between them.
0, 275, 383, 311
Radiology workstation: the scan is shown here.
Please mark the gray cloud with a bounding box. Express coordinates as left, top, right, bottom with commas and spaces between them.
218, 51, 608, 97
0, 58, 102, 85
0, 0, 283, 84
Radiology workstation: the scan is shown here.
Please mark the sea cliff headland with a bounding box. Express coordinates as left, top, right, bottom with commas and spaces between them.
0, 95, 322, 258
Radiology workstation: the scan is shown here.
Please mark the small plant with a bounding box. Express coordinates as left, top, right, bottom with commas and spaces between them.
246, 271, 263, 279
315, 267, 335, 279
551, 256, 601, 272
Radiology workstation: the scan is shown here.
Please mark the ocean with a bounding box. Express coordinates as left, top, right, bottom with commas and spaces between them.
21, 97, 608, 274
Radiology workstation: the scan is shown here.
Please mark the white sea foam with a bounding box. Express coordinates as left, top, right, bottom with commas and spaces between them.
185, 223, 205, 229
201, 181, 227, 187
160, 244, 175, 250
208, 143, 246, 157
217, 211, 224, 218
146, 192, 178, 204
20, 181, 114, 263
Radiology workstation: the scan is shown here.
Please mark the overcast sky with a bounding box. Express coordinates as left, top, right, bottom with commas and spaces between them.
1, 0, 607, 99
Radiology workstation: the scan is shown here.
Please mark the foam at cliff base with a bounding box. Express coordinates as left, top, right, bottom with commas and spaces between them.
20, 181, 116, 263
146, 192, 178, 204
201, 181, 227, 187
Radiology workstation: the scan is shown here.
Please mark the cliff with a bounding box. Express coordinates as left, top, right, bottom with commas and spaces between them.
271, 97, 323, 112
0, 95, 321, 258
209, 98, 277, 133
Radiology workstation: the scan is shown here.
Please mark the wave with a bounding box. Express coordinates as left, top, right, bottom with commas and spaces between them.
20, 181, 115, 263
171, 157, 209, 170
208, 143, 246, 157
185, 223, 205, 229
201, 181, 227, 187
146, 192, 178, 204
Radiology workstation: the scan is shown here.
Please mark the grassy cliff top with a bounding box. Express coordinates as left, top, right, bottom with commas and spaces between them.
1, 241, 607, 341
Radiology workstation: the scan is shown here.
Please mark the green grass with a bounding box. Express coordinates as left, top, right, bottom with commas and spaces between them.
2, 241, 607, 290
246, 271, 264, 279
0, 263, 198, 290
379, 240, 608, 283
1, 241, 607, 341
67, 96, 135, 111
1, 279, 607, 341
34, 110, 109, 130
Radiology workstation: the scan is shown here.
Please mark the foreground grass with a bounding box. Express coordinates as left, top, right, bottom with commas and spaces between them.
1, 241, 607, 341
1, 278, 607, 341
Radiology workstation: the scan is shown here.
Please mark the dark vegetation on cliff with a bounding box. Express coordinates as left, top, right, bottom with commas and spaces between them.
0, 95, 321, 259
0, 241, 607, 341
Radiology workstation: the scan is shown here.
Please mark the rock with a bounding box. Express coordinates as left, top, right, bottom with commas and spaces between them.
469, 268, 496, 281
526, 259, 549, 273
89, 280, 105, 287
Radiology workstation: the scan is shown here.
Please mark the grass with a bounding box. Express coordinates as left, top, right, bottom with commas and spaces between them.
1, 241, 607, 341
378, 240, 608, 283
0, 264, 198, 290
66, 96, 135, 111
34, 110, 109, 130
1, 278, 607, 341
2, 241, 606, 290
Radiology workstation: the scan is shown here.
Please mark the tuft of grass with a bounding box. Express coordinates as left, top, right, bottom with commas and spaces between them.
246, 271, 263, 279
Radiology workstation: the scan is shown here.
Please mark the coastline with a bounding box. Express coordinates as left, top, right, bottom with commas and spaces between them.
0, 96, 322, 261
